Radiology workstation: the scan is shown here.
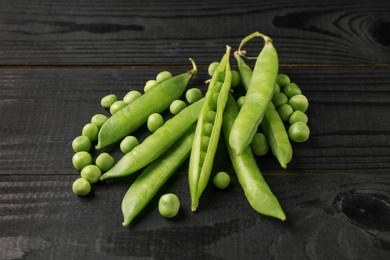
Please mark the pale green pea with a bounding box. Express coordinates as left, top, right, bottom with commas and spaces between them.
208, 62, 220, 76
147, 113, 164, 133
203, 123, 214, 136
237, 96, 245, 109
200, 136, 210, 151
123, 90, 142, 104
213, 171, 230, 189
185, 88, 203, 104
144, 80, 158, 93
101, 94, 118, 108
72, 151, 92, 171
277, 104, 294, 122
288, 122, 310, 143
289, 110, 308, 125
250, 132, 269, 156
205, 110, 216, 123
198, 151, 207, 166
274, 83, 280, 93
231, 70, 241, 88
170, 100, 186, 115
95, 153, 115, 172
283, 82, 302, 98
72, 135, 91, 152
110, 100, 127, 115
81, 165, 102, 184
82, 123, 99, 142
120, 136, 139, 153
272, 92, 288, 108
158, 193, 180, 218
289, 94, 309, 112
277, 74, 290, 88
91, 114, 108, 128
156, 71, 173, 82
72, 178, 91, 196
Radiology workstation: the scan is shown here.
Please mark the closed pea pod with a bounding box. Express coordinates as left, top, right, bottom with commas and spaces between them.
189, 46, 232, 212
100, 98, 204, 180
96, 59, 197, 149
229, 32, 279, 154
223, 95, 286, 221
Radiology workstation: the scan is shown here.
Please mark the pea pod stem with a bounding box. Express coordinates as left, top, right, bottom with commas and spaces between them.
223, 95, 286, 221
100, 98, 204, 181
121, 126, 195, 227
96, 58, 197, 149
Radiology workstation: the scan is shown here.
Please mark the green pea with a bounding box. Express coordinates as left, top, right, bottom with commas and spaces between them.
231, 70, 241, 88
272, 92, 288, 108
288, 122, 310, 143
101, 94, 118, 108
200, 136, 210, 151
72, 178, 91, 196
123, 90, 142, 104
277, 104, 294, 122
237, 96, 245, 109
289, 110, 308, 125
91, 114, 108, 128
147, 113, 164, 133
250, 132, 269, 156
158, 193, 180, 218
120, 136, 139, 154
274, 83, 280, 94
289, 94, 309, 112
203, 123, 214, 136
283, 82, 302, 98
210, 93, 219, 111
156, 71, 173, 83
72, 136, 91, 152
208, 62, 220, 76
213, 171, 230, 189
277, 74, 290, 88
72, 151, 92, 171
185, 88, 203, 104
198, 151, 207, 166
81, 165, 102, 184
110, 100, 127, 115
82, 123, 99, 142
205, 110, 216, 123
170, 100, 186, 115
144, 80, 158, 93
95, 153, 115, 172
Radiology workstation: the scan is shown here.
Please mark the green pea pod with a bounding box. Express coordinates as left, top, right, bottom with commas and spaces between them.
122, 125, 195, 227
235, 52, 292, 168
223, 95, 286, 221
229, 32, 278, 154
189, 46, 232, 212
100, 98, 204, 180
96, 59, 197, 149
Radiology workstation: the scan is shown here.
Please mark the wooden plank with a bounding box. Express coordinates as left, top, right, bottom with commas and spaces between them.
1, 66, 390, 175
0, 174, 389, 259
0, 0, 389, 65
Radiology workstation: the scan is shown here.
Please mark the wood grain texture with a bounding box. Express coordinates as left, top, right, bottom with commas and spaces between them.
0, 0, 389, 65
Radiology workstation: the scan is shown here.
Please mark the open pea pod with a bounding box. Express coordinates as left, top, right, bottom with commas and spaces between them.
188, 46, 232, 212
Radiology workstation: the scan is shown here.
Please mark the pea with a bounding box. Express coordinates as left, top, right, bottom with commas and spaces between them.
158, 193, 180, 218
120, 136, 139, 154
250, 132, 269, 156
289, 94, 309, 112
156, 71, 173, 83
213, 171, 230, 189
203, 123, 214, 136
185, 88, 203, 104
283, 82, 302, 98
274, 83, 280, 94
277, 104, 294, 122
231, 70, 241, 88
101, 94, 118, 108
80, 165, 102, 184
169, 100, 186, 115
91, 114, 108, 128
72, 151, 92, 171
95, 153, 115, 172
144, 80, 158, 93
72, 178, 91, 196
205, 110, 216, 123
72, 135, 91, 152
288, 122, 310, 143
289, 110, 308, 125
272, 92, 288, 108
208, 61, 220, 76
110, 100, 127, 115
237, 96, 245, 109
277, 74, 290, 88
200, 136, 210, 151
147, 113, 164, 133
82, 123, 99, 142
123, 90, 142, 104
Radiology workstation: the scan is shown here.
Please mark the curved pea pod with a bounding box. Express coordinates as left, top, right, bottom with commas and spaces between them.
100, 98, 204, 180
96, 59, 197, 149
223, 95, 286, 221
188, 46, 232, 212
229, 32, 278, 154
122, 126, 195, 227
235, 53, 292, 168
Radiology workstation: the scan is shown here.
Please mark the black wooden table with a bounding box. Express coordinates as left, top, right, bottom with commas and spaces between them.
1, 0, 390, 259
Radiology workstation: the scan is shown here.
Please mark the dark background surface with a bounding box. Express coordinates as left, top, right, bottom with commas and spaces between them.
1, 0, 390, 259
